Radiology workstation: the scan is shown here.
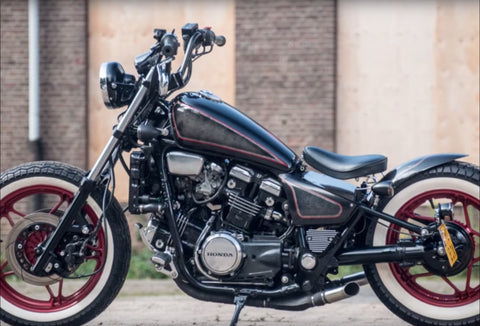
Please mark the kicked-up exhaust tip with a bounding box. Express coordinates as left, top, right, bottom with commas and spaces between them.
344, 282, 360, 296
322, 281, 360, 304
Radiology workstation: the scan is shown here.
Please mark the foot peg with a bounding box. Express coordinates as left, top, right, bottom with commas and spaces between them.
151, 251, 178, 279
229, 295, 248, 326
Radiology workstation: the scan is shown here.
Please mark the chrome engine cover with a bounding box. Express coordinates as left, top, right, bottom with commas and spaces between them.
166, 151, 205, 176
200, 232, 243, 276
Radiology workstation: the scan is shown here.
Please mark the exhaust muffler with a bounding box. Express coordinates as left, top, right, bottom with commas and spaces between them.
265, 272, 368, 310
321, 281, 360, 303
174, 272, 367, 312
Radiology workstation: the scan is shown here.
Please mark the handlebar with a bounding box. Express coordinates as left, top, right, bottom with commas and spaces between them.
160, 33, 179, 58
135, 23, 226, 96
177, 25, 226, 83
201, 28, 226, 47
214, 35, 226, 47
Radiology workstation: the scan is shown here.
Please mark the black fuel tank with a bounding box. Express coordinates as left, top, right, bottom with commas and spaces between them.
171, 92, 297, 171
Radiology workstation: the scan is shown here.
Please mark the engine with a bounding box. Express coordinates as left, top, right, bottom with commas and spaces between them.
130, 150, 296, 285
163, 151, 292, 283
164, 151, 289, 234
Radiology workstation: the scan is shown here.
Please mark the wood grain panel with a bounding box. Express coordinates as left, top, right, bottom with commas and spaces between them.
337, 0, 479, 172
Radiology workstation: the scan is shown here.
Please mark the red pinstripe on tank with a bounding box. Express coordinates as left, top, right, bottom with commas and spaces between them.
172, 103, 289, 168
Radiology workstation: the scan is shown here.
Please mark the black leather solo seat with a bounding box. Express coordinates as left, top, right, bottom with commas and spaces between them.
303, 146, 387, 179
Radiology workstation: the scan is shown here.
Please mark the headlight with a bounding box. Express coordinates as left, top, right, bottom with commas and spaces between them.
99, 62, 136, 109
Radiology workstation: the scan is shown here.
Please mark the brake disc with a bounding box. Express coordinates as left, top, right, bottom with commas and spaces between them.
6, 212, 62, 286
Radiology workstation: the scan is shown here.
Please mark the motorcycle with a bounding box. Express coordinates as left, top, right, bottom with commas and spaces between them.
1, 24, 478, 326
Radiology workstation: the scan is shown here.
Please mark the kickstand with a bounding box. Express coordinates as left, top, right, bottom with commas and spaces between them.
229, 295, 248, 326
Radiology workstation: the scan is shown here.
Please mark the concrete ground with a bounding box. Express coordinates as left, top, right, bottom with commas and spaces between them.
86, 279, 409, 326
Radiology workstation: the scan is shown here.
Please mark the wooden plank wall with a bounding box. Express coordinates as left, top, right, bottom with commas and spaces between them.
337, 0, 479, 170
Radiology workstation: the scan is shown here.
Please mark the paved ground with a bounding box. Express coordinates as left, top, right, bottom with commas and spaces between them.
85, 280, 409, 326
0, 279, 408, 325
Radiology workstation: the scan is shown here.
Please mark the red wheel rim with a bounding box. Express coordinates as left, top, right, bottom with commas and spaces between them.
387, 189, 480, 307
0, 184, 107, 312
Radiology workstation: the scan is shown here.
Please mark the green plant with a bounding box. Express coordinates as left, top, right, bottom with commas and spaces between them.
127, 248, 167, 279
329, 265, 364, 280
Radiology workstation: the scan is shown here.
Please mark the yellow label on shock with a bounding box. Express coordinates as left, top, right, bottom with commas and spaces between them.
438, 223, 458, 267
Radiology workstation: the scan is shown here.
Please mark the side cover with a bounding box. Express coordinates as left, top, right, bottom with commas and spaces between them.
280, 172, 357, 226
171, 92, 297, 172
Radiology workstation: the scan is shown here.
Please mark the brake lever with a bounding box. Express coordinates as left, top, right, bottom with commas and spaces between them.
192, 44, 213, 61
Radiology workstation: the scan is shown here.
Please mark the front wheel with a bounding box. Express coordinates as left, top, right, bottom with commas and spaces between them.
0, 161, 131, 326
365, 161, 479, 326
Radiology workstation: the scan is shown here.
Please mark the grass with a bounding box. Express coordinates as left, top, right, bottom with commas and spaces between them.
127, 248, 167, 279
329, 265, 364, 279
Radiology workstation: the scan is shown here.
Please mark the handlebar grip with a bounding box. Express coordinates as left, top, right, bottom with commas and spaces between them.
161, 34, 179, 57
214, 35, 226, 47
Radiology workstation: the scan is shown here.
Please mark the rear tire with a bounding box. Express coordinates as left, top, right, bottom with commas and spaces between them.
364, 161, 480, 326
0, 161, 131, 326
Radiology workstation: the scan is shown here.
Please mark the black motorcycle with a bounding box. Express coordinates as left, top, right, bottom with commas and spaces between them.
1, 24, 478, 326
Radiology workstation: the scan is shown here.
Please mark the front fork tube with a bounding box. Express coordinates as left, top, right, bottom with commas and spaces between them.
32, 67, 156, 274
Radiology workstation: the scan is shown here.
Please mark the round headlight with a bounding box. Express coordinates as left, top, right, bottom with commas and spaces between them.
99, 62, 136, 109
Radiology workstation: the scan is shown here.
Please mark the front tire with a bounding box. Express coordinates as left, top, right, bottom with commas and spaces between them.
364, 161, 479, 326
0, 161, 131, 326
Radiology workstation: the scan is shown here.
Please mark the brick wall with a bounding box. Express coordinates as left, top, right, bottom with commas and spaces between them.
0, 0, 31, 169
1, 0, 336, 172
235, 0, 336, 154
0, 0, 87, 171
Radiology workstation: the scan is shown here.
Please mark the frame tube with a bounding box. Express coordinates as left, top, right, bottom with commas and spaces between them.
337, 245, 425, 265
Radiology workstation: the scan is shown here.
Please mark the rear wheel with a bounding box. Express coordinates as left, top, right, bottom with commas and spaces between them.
365, 161, 479, 326
0, 161, 131, 326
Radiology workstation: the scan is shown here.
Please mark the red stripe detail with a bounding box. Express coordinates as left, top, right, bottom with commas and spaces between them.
285, 179, 343, 219
172, 103, 288, 168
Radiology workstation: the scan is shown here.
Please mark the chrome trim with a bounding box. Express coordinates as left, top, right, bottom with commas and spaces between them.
300, 253, 316, 270
194, 215, 219, 280
178, 33, 202, 79
99, 63, 110, 106
135, 222, 156, 252
152, 250, 178, 279
156, 59, 172, 96
259, 178, 282, 197
306, 228, 337, 253
166, 151, 205, 176
200, 232, 243, 276
199, 90, 222, 102
229, 165, 254, 183
228, 192, 262, 216
322, 282, 359, 304
271, 210, 284, 222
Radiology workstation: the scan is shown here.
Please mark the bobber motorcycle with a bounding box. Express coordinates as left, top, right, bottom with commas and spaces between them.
1, 24, 478, 326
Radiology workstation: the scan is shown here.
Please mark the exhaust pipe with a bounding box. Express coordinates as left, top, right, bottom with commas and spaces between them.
322, 282, 360, 303
266, 281, 360, 310
174, 272, 366, 311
